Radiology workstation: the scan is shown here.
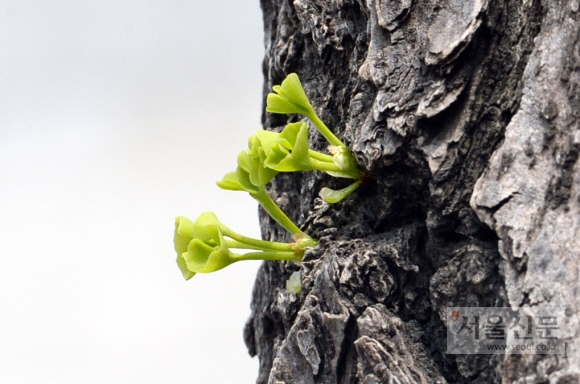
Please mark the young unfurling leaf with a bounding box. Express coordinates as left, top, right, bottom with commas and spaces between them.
174, 213, 314, 278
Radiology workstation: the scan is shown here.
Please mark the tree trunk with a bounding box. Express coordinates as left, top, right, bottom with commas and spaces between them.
243, 0, 580, 382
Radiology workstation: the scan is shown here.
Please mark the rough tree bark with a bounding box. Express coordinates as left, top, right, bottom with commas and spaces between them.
243, 0, 580, 382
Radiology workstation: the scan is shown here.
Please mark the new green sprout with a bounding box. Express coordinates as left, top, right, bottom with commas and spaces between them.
175, 213, 315, 280
173, 72, 370, 282
265, 73, 366, 203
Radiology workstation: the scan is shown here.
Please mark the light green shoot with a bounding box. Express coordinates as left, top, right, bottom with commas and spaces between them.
173, 74, 373, 282
266, 73, 343, 147
217, 148, 319, 245
319, 180, 362, 204
174, 213, 316, 280
256, 122, 359, 179
266, 73, 367, 203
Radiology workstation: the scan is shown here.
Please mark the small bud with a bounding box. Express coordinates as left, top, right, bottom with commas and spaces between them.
286, 271, 302, 295
328, 145, 357, 172
291, 232, 318, 251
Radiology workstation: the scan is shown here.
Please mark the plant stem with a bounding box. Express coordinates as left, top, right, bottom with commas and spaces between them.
236, 251, 300, 262
308, 149, 335, 163
251, 188, 302, 235
306, 111, 344, 147
224, 237, 294, 252
309, 158, 359, 179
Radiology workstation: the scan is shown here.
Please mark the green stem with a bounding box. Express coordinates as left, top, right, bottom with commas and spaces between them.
309, 158, 359, 179
309, 158, 343, 173
251, 188, 302, 235
223, 237, 294, 252
308, 149, 334, 163
307, 111, 344, 147
236, 251, 300, 262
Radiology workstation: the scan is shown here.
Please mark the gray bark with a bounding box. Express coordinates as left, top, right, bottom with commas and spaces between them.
243, 0, 580, 382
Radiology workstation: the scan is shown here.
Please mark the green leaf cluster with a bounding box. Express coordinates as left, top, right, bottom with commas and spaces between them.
174, 73, 367, 283
264, 73, 366, 202
175, 214, 302, 280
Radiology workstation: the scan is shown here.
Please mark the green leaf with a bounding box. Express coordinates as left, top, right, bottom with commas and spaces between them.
237, 149, 252, 174
266, 73, 314, 117
254, 149, 278, 186
254, 129, 284, 150
176, 255, 195, 280
183, 238, 216, 272
182, 222, 240, 274
183, 239, 236, 274
319, 181, 362, 204
238, 145, 278, 188
290, 122, 310, 162
279, 121, 302, 146
263, 142, 289, 168
217, 142, 278, 193
216, 168, 258, 194
173, 212, 317, 278
259, 122, 313, 172
191, 211, 221, 245
174, 216, 196, 280
174, 216, 195, 256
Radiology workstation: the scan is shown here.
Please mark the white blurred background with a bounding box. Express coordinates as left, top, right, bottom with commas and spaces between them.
0, 1, 265, 382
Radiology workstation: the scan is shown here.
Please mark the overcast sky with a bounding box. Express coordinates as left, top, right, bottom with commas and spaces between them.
0, 1, 266, 382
